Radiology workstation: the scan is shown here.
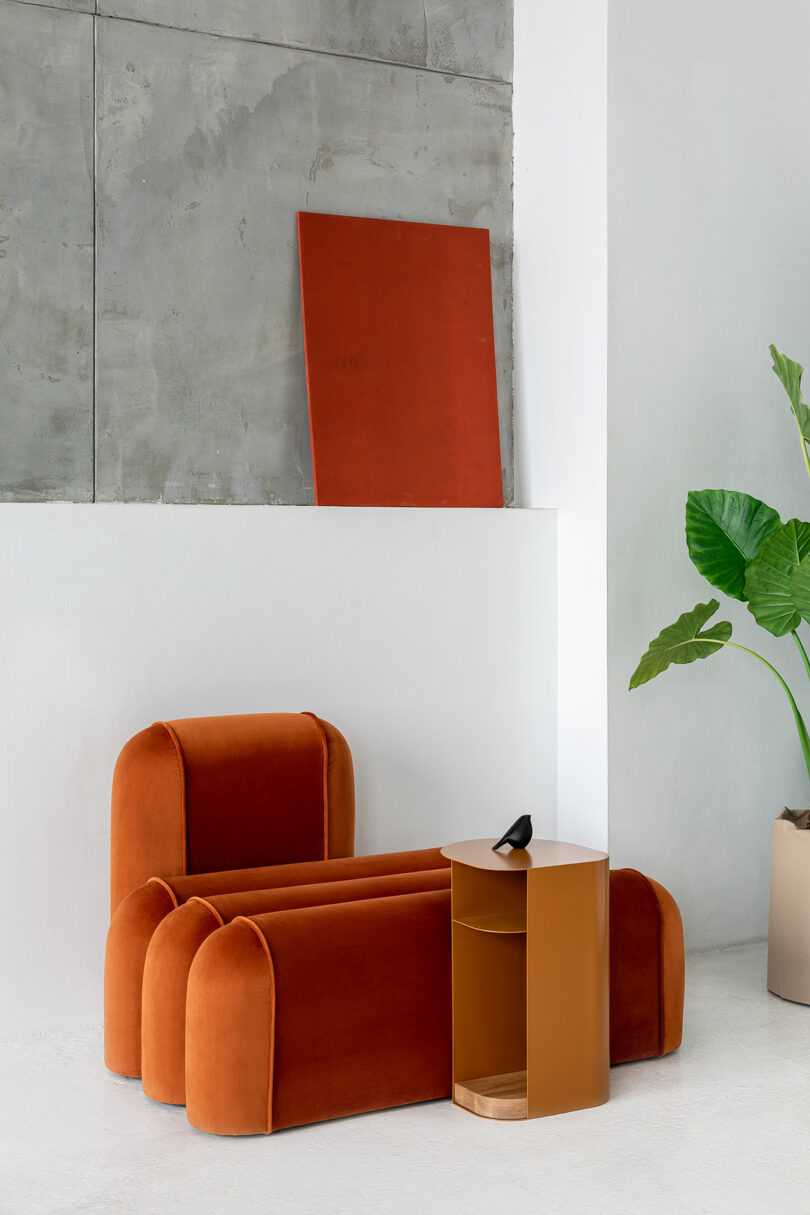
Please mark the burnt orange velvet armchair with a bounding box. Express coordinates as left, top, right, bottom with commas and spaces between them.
105, 711, 685, 1134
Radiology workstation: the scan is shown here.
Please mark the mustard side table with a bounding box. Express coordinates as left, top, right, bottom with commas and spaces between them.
440, 838, 610, 1120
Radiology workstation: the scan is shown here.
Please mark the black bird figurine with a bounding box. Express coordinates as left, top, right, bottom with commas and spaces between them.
492, 814, 533, 851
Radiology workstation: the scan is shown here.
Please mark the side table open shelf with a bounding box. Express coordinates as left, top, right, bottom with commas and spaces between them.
453, 911, 527, 934
441, 838, 610, 1121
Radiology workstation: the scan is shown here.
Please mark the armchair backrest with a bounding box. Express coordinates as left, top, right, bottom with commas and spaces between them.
110, 712, 354, 913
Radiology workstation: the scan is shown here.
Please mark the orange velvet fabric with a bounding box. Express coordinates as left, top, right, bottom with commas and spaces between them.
103, 880, 177, 1077
201, 865, 450, 921
171, 714, 325, 876
142, 867, 451, 1105
142, 900, 221, 1104
646, 876, 685, 1057
317, 717, 355, 859
185, 890, 453, 1135
109, 725, 185, 917
167, 845, 448, 903
110, 712, 355, 913
186, 918, 276, 1136
609, 868, 685, 1064
104, 846, 449, 1078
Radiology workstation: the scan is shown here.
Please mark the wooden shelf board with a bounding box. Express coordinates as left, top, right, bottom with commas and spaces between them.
453, 911, 527, 934
454, 1071, 527, 1120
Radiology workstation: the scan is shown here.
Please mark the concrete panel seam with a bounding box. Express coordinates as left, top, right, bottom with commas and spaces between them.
90, 9, 513, 87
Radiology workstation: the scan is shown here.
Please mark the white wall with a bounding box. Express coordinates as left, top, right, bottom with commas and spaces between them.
0, 504, 556, 1034
608, 0, 810, 949
513, 0, 609, 850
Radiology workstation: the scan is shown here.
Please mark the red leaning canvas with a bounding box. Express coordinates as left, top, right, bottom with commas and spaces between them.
297, 212, 503, 507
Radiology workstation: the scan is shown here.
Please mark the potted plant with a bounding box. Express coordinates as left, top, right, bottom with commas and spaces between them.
630, 347, 810, 1003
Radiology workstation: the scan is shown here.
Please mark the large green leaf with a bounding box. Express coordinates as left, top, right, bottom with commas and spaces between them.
629, 600, 732, 689
789, 552, 810, 626
770, 345, 810, 442
685, 489, 781, 601
745, 519, 810, 635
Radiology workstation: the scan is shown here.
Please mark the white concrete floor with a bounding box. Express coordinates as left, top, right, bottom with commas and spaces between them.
2, 943, 810, 1215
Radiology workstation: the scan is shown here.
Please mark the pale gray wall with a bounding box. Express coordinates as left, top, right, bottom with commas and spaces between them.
608, 0, 810, 948
1, 0, 513, 503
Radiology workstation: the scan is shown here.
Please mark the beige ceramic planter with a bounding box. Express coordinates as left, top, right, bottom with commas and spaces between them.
768, 809, 810, 1003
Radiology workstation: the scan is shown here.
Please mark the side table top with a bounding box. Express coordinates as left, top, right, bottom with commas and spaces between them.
441, 838, 608, 871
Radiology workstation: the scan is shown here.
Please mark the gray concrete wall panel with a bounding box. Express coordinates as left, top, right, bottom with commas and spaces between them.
15, 0, 95, 11
0, 3, 94, 501
97, 1, 512, 82
95, 18, 513, 504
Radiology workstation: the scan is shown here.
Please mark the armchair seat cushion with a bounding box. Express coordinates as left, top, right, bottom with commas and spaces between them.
185, 890, 453, 1135
103, 846, 449, 1077
142, 866, 452, 1105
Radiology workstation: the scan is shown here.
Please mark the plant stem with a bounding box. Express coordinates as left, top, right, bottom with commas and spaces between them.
721, 639, 810, 786
794, 415, 810, 482
792, 630, 810, 684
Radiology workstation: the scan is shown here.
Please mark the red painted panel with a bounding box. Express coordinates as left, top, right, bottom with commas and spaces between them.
297, 212, 503, 507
